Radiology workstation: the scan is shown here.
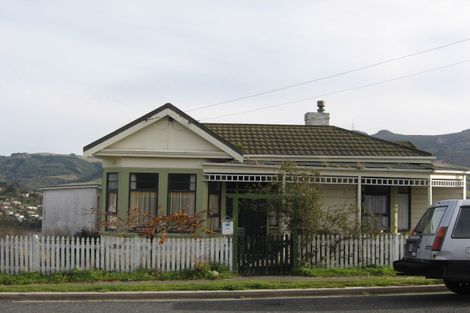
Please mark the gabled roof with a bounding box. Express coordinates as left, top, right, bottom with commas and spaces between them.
83, 103, 244, 160
83, 103, 432, 161
204, 123, 433, 158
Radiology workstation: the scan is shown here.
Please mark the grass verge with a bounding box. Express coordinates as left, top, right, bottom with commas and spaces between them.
0, 266, 441, 293
0, 263, 231, 285
0, 277, 441, 292
294, 265, 397, 277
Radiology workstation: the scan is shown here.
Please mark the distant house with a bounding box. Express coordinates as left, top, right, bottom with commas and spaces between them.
73, 102, 468, 236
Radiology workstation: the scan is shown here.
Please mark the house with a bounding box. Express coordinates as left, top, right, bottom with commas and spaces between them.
78, 102, 468, 236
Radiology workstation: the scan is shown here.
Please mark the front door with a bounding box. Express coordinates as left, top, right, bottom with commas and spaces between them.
228, 196, 293, 275
238, 199, 267, 236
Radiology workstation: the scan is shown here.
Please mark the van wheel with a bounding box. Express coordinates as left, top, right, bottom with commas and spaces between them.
444, 280, 470, 295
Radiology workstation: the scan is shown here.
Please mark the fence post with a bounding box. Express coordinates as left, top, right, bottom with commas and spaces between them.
291, 232, 299, 271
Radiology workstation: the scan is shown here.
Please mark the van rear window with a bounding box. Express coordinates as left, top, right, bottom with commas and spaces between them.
452, 206, 470, 238
414, 206, 447, 236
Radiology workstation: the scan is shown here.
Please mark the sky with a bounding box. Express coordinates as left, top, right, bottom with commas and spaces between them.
1, 0, 469, 156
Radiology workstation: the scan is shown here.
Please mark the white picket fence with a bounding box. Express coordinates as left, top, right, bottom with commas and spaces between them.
0, 235, 233, 274
0, 234, 406, 274
299, 234, 407, 268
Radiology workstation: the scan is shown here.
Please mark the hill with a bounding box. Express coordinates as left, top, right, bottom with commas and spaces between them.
0, 153, 102, 190
1, 128, 469, 192
372, 129, 470, 168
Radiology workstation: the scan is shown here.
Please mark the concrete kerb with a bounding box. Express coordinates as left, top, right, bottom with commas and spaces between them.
0, 285, 448, 301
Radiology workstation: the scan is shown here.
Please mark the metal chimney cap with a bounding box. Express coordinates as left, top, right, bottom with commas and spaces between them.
317, 100, 325, 113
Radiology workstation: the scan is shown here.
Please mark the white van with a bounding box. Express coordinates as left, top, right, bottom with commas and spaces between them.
393, 199, 470, 295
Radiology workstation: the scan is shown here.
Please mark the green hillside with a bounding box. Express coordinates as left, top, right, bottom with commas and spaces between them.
0, 153, 102, 190
1, 128, 469, 192
373, 129, 470, 192
372, 129, 470, 168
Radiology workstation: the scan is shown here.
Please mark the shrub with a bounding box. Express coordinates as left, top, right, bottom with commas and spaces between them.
73, 228, 100, 239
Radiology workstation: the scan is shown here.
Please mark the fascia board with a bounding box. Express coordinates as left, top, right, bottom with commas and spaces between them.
243, 154, 436, 163
95, 149, 233, 159
39, 184, 102, 191
433, 169, 470, 175
202, 163, 433, 177
83, 109, 170, 157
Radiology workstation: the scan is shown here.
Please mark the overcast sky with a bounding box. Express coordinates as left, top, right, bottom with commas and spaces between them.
1, 1, 469, 156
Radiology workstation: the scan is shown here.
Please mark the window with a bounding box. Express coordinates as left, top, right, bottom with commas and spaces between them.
268, 210, 279, 227
397, 187, 410, 231
208, 182, 221, 232
452, 206, 470, 238
168, 174, 196, 215
362, 186, 390, 230
106, 173, 119, 227
129, 173, 158, 225
364, 195, 389, 229
414, 206, 447, 236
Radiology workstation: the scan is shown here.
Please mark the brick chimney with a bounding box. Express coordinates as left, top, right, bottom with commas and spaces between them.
305, 100, 330, 126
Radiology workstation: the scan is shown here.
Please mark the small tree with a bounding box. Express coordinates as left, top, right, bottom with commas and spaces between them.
92, 207, 208, 244
268, 161, 323, 238
268, 161, 379, 238
141, 211, 207, 244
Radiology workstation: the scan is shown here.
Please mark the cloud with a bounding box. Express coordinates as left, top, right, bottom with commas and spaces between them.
0, 0, 470, 155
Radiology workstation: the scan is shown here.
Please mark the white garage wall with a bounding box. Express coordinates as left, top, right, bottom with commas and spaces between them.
42, 188, 98, 236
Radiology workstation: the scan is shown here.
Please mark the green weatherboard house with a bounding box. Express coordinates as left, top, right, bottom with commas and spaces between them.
82, 102, 467, 236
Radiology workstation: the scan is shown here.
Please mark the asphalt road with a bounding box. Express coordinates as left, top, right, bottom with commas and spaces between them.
1, 292, 470, 313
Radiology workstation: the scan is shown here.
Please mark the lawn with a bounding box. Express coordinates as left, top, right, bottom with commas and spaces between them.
0, 266, 441, 292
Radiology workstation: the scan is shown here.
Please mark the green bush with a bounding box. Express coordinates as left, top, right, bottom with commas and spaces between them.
0, 262, 232, 285
295, 265, 396, 277
159, 262, 231, 280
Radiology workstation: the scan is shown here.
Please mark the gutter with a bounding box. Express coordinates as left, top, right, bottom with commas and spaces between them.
243, 155, 436, 163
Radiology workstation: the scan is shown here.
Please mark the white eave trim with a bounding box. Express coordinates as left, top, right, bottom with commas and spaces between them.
433, 169, 470, 175
243, 154, 435, 163
203, 162, 433, 175
39, 184, 102, 191
95, 149, 233, 159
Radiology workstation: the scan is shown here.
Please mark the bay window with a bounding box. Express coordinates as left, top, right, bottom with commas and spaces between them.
129, 173, 158, 225
208, 182, 221, 232
106, 173, 119, 227
168, 174, 196, 215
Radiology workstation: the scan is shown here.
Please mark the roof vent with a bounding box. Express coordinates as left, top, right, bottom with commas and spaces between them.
305, 100, 330, 126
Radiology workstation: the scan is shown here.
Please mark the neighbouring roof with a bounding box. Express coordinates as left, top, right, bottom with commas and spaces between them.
204, 123, 432, 158
432, 160, 470, 172
39, 179, 102, 191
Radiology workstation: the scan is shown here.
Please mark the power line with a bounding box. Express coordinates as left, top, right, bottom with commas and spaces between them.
199, 59, 470, 122
188, 37, 470, 113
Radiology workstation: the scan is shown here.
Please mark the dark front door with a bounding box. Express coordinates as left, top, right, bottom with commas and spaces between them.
236, 199, 293, 275
238, 199, 267, 236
